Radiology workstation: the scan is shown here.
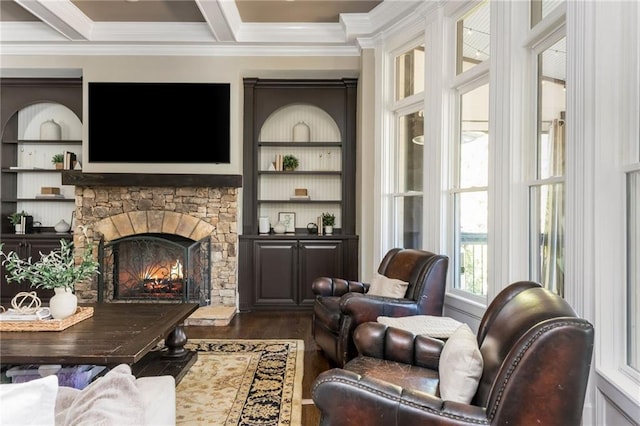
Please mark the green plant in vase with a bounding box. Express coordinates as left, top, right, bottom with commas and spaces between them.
322, 212, 335, 235
8, 211, 27, 234
0, 239, 100, 319
52, 153, 64, 169
283, 155, 299, 171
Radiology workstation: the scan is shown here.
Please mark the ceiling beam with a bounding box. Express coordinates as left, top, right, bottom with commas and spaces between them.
194, 0, 236, 42
14, 0, 93, 41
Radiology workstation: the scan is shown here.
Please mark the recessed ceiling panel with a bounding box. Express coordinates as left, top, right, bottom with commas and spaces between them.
71, 0, 205, 22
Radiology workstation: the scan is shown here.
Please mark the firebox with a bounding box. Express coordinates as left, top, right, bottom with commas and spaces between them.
97, 234, 211, 305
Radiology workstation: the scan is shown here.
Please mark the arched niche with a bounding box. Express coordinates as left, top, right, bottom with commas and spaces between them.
259, 104, 341, 142
0, 78, 82, 140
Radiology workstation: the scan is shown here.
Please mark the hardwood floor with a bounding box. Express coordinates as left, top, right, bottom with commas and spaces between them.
185, 310, 332, 426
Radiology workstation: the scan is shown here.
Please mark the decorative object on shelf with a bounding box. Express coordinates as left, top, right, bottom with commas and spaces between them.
40, 119, 61, 140
278, 212, 296, 233
51, 153, 64, 170
0, 238, 100, 320
306, 222, 318, 234
322, 212, 335, 235
54, 219, 71, 234
290, 188, 310, 200
8, 211, 27, 234
259, 216, 270, 234
41, 187, 61, 195
292, 121, 310, 142
273, 222, 286, 234
282, 155, 299, 171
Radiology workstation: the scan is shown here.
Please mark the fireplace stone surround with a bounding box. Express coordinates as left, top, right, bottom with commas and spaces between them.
64, 172, 242, 312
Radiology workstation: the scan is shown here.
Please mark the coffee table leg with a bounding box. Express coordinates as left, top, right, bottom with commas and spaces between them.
162, 324, 189, 358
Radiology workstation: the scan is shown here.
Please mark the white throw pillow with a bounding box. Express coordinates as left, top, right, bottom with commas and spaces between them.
0, 375, 58, 426
55, 364, 146, 425
438, 323, 483, 403
377, 315, 463, 339
367, 272, 409, 298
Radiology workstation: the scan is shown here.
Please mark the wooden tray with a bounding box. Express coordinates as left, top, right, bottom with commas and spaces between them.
0, 306, 94, 332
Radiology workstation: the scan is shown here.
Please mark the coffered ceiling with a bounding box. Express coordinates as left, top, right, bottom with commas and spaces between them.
0, 0, 426, 55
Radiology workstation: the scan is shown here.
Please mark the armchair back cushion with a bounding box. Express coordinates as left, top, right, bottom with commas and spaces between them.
366, 273, 409, 298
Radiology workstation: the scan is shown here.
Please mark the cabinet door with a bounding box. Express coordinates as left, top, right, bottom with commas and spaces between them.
298, 240, 343, 306
0, 236, 62, 305
253, 240, 298, 308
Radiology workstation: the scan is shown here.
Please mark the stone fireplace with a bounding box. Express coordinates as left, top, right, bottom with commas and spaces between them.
64, 172, 242, 310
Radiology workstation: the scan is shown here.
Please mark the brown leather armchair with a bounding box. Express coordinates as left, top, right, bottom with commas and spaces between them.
311, 248, 448, 367
312, 281, 594, 426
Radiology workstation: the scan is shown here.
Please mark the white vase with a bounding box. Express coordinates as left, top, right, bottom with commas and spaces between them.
324, 225, 333, 235
49, 287, 77, 319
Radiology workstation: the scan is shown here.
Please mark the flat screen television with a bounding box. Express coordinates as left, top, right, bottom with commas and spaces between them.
88, 82, 230, 164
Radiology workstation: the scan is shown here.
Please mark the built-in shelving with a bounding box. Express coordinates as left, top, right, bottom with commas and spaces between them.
239, 77, 359, 311
0, 77, 82, 234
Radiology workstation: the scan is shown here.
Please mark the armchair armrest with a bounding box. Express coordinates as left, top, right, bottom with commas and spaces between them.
312, 368, 488, 426
339, 292, 420, 324
312, 277, 368, 297
353, 322, 444, 369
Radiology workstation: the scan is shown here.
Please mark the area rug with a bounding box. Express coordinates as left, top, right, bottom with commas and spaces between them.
175, 339, 304, 426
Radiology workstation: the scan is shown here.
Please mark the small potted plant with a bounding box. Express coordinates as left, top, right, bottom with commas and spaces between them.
0, 239, 100, 319
283, 155, 299, 171
51, 153, 64, 170
322, 212, 335, 235
8, 211, 27, 234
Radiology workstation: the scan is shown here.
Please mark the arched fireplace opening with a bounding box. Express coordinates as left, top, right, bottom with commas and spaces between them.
98, 233, 211, 305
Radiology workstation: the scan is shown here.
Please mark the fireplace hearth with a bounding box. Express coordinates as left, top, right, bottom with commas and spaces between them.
98, 234, 211, 305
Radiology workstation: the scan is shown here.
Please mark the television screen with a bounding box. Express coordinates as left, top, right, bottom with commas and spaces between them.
88, 82, 230, 164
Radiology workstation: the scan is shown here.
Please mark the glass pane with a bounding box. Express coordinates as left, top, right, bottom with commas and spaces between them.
530, 183, 565, 296
455, 191, 488, 295
628, 171, 640, 371
531, 0, 564, 27
393, 196, 423, 249
460, 84, 489, 188
397, 110, 424, 192
538, 37, 566, 179
395, 45, 425, 101
456, 0, 490, 75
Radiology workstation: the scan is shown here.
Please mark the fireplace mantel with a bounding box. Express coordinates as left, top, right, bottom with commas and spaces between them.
62, 171, 242, 187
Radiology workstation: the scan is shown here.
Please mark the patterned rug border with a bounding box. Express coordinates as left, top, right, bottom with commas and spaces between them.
177, 339, 304, 426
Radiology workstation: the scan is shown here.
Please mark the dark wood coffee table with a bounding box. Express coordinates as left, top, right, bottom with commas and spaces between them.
0, 302, 199, 383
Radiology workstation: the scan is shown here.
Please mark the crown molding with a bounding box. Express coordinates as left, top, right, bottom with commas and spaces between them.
0, 42, 362, 57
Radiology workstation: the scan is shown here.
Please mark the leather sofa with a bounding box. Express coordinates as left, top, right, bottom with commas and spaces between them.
312, 281, 594, 426
312, 248, 448, 367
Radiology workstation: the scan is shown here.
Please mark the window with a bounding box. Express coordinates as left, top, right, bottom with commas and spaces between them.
529, 36, 566, 296
530, 0, 564, 27
395, 45, 424, 101
386, 43, 425, 250
391, 109, 424, 248
453, 83, 489, 296
629, 170, 640, 371
456, 0, 490, 75
450, 1, 490, 297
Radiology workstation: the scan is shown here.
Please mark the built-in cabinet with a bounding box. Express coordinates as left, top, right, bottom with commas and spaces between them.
239, 235, 358, 310
239, 78, 359, 311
